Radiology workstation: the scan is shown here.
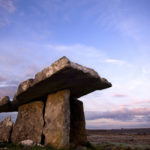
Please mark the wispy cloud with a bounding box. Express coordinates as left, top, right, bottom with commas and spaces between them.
0, 86, 17, 98
0, 0, 16, 13
85, 108, 150, 121
0, 75, 6, 82
113, 94, 128, 98
105, 59, 125, 65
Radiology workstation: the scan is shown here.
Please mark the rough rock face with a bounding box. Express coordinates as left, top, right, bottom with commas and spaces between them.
70, 99, 87, 147
0, 116, 13, 143
11, 101, 44, 144
20, 140, 35, 147
0, 96, 14, 113
43, 90, 70, 148
0, 96, 10, 106
10, 56, 111, 111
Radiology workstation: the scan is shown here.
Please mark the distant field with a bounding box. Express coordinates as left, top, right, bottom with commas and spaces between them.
87, 128, 150, 145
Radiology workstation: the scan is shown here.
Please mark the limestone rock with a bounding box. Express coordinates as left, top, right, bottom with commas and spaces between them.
0, 116, 13, 143
11, 56, 111, 110
70, 99, 87, 147
0, 97, 16, 113
20, 140, 35, 147
0, 96, 10, 106
43, 90, 70, 148
11, 101, 44, 144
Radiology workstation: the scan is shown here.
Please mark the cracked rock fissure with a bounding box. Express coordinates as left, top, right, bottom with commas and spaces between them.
41, 96, 47, 145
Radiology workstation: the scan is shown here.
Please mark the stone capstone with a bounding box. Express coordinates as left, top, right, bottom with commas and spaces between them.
43, 90, 70, 148
11, 101, 44, 144
0, 116, 13, 143
1, 56, 111, 112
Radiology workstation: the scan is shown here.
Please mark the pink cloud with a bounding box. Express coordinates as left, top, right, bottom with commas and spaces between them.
85, 107, 150, 121
0, 0, 16, 13
0, 75, 6, 82
113, 94, 128, 98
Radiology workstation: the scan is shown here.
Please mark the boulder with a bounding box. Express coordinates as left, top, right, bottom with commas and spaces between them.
0, 116, 13, 143
0, 96, 15, 113
11, 101, 44, 144
70, 99, 87, 147
0, 96, 10, 106
43, 90, 70, 148
20, 140, 35, 147
11, 56, 111, 110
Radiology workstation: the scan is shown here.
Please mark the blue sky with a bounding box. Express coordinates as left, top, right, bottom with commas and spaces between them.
0, 0, 150, 129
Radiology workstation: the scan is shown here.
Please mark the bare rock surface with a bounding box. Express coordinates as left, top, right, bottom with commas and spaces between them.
11, 101, 44, 144
20, 140, 35, 147
0, 116, 13, 143
70, 99, 87, 147
43, 90, 70, 148
0, 97, 14, 113
0, 96, 10, 106
11, 56, 111, 110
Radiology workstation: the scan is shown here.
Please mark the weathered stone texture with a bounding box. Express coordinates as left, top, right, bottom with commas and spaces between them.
11, 56, 111, 111
0, 96, 14, 113
0, 116, 13, 143
0, 96, 10, 106
11, 101, 44, 144
70, 99, 87, 147
43, 90, 70, 148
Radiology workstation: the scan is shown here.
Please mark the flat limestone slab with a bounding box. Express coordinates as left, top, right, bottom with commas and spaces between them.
11, 101, 44, 144
11, 56, 111, 110
43, 90, 70, 148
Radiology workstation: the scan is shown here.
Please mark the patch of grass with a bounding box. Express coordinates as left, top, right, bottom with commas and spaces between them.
93, 142, 150, 150
0, 143, 56, 150
0, 142, 150, 150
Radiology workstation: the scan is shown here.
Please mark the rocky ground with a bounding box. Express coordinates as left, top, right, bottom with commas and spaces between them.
87, 129, 150, 145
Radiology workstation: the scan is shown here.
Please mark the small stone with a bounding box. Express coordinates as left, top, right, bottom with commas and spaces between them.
0, 96, 10, 106
36, 143, 45, 147
20, 139, 35, 147
0, 116, 13, 143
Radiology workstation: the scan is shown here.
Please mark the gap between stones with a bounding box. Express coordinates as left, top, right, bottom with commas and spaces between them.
41, 95, 48, 145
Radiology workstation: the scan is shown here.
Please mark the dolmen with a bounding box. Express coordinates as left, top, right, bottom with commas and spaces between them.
0, 56, 112, 148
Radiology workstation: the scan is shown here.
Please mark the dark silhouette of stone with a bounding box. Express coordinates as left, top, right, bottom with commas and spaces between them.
43, 90, 70, 148
70, 99, 87, 147
11, 101, 44, 144
0, 96, 14, 112
0, 116, 13, 143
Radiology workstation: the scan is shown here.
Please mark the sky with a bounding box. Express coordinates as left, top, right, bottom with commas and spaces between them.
0, 0, 150, 129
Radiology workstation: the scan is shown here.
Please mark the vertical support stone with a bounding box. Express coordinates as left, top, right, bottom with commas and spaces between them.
11, 101, 44, 144
0, 116, 13, 143
43, 90, 70, 148
70, 98, 87, 147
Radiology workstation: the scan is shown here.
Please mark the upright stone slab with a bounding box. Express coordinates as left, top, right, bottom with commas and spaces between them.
11, 101, 44, 144
70, 99, 87, 147
0, 116, 13, 143
43, 90, 70, 148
